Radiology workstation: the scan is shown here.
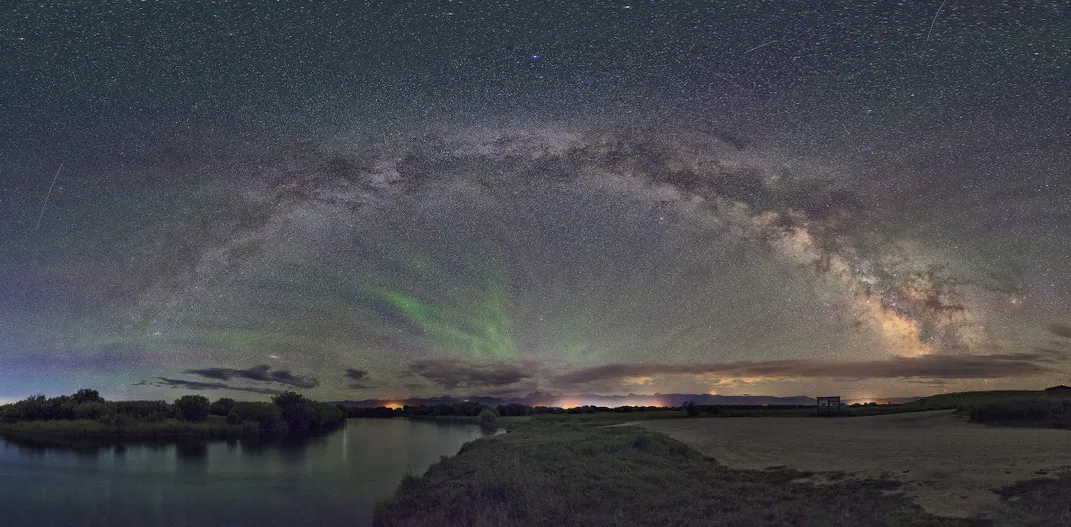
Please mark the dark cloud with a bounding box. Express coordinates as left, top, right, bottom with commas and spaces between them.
406, 357, 537, 391
554, 351, 1064, 387
1050, 323, 1071, 339
152, 377, 284, 395
268, 369, 317, 388
343, 368, 374, 389
344, 368, 368, 381
184, 365, 319, 389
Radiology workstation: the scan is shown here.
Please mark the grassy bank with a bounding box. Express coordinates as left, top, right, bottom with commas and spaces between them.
912, 391, 1046, 410
373, 421, 983, 527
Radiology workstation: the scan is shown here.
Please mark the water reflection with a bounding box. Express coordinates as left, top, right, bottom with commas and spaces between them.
175, 442, 208, 459
0, 419, 490, 527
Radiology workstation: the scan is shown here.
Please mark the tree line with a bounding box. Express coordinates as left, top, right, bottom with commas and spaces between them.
0, 389, 345, 439
343, 402, 676, 421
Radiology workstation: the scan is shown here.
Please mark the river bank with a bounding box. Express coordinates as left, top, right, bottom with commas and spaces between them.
372, 419, 989, 527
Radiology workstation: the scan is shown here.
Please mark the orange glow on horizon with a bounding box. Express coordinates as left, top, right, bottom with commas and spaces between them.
556, 398, 667, 409
558, 399, 581, 409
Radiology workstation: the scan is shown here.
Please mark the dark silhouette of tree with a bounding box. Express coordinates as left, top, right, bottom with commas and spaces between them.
497, 403, 532, 417
73, 401, 114, 420
72, 389, 104, 404
230, 401, 286, 435
116, 400, 172, 420
209, 397, 236, 416
174, 395, 210, 422
479, 407, 499, 427
272, 391, 314, 435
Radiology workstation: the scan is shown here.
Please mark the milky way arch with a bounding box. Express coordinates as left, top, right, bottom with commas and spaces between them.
153, 125, 983, 362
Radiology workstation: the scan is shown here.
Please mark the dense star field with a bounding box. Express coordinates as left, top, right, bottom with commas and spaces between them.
0, 1, 1068, 403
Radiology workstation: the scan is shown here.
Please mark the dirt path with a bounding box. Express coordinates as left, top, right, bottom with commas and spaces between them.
636, 410, 1071, 519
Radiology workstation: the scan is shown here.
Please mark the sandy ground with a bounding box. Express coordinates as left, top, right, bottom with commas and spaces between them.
635, 410, 1071, 519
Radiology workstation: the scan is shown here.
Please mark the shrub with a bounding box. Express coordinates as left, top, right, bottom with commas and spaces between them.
73, 401, 115, 420
241, 421, 261, 436
174, 395, 211, 422
231, 401, 287, 436
681, 401, 700, 416
479, 407, 499, 428
47, 395, 77, 420
272, 391, 314, 434
116, 400, 172, 420
209, 398, 236, 416
968, 398, 1071, 428
144, 411, 167, 422
310, 402, 344, 430
497, 403, 532, 417
106, 414, 130, 429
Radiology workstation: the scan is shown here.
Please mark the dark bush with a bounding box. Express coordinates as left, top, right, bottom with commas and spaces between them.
116, 400, 172, 420
47, 395, 76, 420
272, 391, 314, 434
497, 403, 532, 417
681, 401, 701, 416
453, 401, 487, 417
73, 401, 115, 420
969, 398, 1071, 428
311, 402, 344, 429
230, 401, 287, 435
209, 398, 236, 416
479, 407, 499, 427
174, 395, 211, 422
3, 395, 47, 421
144, 411, 167, 422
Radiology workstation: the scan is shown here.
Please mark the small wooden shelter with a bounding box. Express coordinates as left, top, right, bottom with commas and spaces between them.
816, 396, 841, 415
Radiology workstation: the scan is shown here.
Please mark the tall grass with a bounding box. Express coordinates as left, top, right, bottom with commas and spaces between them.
967, 398, 1071, 428
911, 390, 1045, 410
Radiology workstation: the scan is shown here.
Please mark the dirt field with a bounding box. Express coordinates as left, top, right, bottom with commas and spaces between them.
636, 410, 1071, 520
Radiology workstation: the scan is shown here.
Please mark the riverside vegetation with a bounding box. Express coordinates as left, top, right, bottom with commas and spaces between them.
345, 389, 1071, 426
0, 389, 345, 441
5, 388, 1063, 444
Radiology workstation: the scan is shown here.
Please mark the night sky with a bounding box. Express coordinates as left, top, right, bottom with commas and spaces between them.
1, 1, 1069, 403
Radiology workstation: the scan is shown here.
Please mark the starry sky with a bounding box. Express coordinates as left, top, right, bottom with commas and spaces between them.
1, 1, 1069, 403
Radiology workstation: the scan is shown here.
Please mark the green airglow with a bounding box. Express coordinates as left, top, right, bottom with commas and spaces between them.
358, 249, 517, 358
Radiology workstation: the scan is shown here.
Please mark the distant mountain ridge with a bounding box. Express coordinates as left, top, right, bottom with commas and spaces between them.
330, 392, 823, 408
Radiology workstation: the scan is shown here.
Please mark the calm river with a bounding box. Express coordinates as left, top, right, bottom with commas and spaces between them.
0, 418, 491, 526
